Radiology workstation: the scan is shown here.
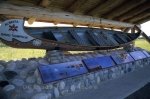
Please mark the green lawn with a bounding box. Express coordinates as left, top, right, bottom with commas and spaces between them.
0, 39, 150, 61
0, 47, 45, 61
135, 39, 150, 51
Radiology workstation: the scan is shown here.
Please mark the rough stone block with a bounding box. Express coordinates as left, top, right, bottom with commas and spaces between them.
3, 84, 15, 92
54, 87, 60, 98
33, 84, 42, 92
70, 85, 76, 92
12, 79, 24, 87
31, 93, 49, 99
59, 81, 65, 90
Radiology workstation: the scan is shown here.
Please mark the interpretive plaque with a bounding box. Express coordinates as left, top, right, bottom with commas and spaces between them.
38, 61, 88, 83
130, 51, 147, 60
111, 52, 134, 64
142, 50, 150, 57
83, 58, 101, 71
83, 56, 116, 71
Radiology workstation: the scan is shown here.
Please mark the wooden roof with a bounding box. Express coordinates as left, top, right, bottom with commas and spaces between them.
0, 0, 149, 27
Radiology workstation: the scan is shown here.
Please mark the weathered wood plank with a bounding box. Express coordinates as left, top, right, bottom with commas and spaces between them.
127, 9, 150, 23
4, 0, 39, 6
39, 0, 50, 7
134, 16, 150, 24
103, 0, 146, 19
67, 0, 87, 13
74, 0, 104, 14
0, 3, 134, 28
87, 0, 125, 16
115, 1, 150, 21
123, 27, 131, 33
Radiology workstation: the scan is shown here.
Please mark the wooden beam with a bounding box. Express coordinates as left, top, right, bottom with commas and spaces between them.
4, 0, 37, 6
134, 16, 150, 24
123, 27, 131, 33
136, 24, 150, 43
131, 27, 135, 33
115, 1, 150, 21
87, 0, 125, 16
126, 9, 150, 23
74, 0, 105, 14
142, 32, 150, 44
67, 0, 87, 13
0, 14, 8, 21
39, 0, 50, 8
84, 0, 106, 16
103, 0, 146, 19
0, 3, 134, 28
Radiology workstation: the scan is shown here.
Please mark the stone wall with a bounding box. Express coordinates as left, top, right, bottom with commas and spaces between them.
0, 51, 150, 99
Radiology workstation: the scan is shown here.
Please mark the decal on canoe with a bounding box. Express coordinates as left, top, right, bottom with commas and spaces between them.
32, 39, 42, 46
0, 19, 34, 42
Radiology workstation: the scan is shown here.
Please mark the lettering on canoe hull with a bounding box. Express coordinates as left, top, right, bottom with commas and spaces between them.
0, 19, 34, 42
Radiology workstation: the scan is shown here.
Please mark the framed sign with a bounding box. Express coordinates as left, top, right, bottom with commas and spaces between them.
82, 58, 101, 72
142, 50, 150, 57
111, 52, 134, 64
83, 56, 116, 71
130, 51, 147, 60
38, 61, 88, 83
97, 56, 116, 68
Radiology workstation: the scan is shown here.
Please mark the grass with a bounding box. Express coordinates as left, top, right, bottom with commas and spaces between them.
0, 39, 150, 61
135, 39, 150, 51
0, 47, 45, 61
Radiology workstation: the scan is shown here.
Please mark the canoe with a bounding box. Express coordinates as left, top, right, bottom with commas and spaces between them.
0, 19, 140, 51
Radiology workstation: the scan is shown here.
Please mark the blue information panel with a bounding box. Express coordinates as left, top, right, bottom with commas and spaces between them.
82, 58, 101, 71
38, 61, 88, 83
83, 56, 116, 71
130, 51, 147, 60
142, 50, 150, 57
111, 53, 134, 64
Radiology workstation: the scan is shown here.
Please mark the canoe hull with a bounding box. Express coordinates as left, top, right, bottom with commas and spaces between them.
0, 19, 140, 51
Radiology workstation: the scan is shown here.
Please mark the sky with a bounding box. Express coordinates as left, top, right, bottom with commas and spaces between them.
141, 21, 150, 36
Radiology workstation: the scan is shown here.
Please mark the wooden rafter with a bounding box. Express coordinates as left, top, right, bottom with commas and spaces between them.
126, 9, 150, 23
115, 1, 150, 21
84, 0, 106, 15
87, 0, 125, 16
102, 0, 146, 19
67, 0, 87, 13
73, 0, 105, 14
135, 26, 150, 43
0, 14, 8, 21
123, 27, 131, 33
134, 16, 150, 24
39, 0, 50, 8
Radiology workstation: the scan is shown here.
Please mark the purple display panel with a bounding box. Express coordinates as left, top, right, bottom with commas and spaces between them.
82, 58, 101, 71
38, 61, 88, 83
130, 51, 147, 60
83, 56, 116, 71
111, 53, 134, 64
97, 56, 116, 68
142, 50, 150, 57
